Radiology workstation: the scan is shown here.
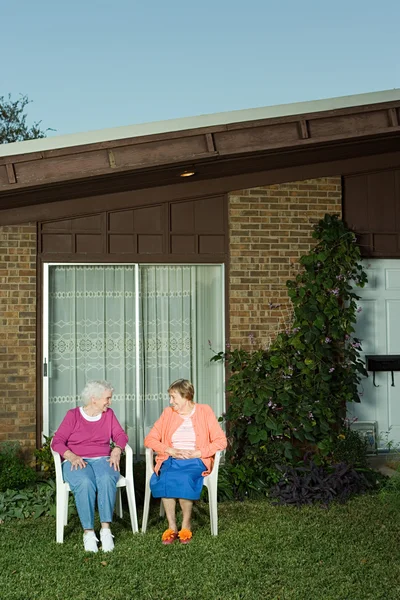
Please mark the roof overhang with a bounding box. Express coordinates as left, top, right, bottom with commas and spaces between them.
1, 89, 400, 224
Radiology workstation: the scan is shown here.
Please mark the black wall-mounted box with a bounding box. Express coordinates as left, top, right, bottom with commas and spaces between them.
366, 355, 400, 372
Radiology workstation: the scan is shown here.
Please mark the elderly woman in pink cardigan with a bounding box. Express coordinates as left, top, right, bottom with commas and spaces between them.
51, 380, 128, 553
144, 378, 227, 545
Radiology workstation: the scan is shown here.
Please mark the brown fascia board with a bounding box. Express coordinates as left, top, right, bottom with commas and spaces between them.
0, 98, 400, 196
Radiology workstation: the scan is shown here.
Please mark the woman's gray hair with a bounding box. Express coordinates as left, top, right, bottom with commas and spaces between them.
81, 380, 114, 405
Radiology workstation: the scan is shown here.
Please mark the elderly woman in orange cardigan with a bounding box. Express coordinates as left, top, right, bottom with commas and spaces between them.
144, 378, 227, 545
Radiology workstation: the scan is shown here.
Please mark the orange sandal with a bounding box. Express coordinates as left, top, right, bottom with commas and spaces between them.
161, 529, 178, 545
178, 529, 193, 544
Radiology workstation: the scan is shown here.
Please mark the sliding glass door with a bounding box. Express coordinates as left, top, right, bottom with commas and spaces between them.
42, 263, 225, 457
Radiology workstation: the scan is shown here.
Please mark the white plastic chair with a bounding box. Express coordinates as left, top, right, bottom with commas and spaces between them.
51, 443, 139, 543
141, 448, 223, 535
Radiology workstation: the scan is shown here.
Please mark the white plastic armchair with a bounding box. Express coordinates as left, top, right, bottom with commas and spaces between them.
141, 448, 223, 536
51, 443, 139, 543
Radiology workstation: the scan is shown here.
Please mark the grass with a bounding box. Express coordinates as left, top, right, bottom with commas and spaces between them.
2, 493, 400, 600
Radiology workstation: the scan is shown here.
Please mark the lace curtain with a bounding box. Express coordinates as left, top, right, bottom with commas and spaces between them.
47, 264, 224, 457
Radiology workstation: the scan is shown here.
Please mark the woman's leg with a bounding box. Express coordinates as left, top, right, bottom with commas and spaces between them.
62, 461, 96, 531
162, 498, 178, 531
179, 498, 193, 530
90, 457, 120, 527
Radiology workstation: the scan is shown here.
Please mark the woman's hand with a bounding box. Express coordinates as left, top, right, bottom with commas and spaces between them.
108, 447, 122, 471
64, 450, 87, 470
166, 448, 201, 459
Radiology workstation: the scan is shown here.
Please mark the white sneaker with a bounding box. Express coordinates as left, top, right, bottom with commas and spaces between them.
83, 531, 99, 553
100, 528, 115, 552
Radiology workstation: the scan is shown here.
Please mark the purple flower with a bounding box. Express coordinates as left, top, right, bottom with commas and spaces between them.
308, 412, 314, 419
248, 333, 255, 345
329, 288, 340, 296
208, 339, 212, 348
329, 367, 335, 373
357, 307, 362, 313
325, 337, 332, 344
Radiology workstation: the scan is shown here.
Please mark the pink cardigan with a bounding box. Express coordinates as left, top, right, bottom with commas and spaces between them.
144, 404, 227, 475
51, 407, 128, 459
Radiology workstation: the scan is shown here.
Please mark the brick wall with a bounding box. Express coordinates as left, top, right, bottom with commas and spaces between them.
229, 177, 342, 349
0, 223, 37, 451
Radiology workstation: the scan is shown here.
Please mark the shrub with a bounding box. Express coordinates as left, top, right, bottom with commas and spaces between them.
0, 442, 36, 492
269, 459, 375, 506
34, 435, 55, 479
212, 214, 367, 495
0, 479, 75, 522
330, 429, 369, 467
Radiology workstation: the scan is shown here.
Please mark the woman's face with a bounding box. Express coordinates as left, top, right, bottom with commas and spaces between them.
169, 390, 189, 413
92, 389, 113, 413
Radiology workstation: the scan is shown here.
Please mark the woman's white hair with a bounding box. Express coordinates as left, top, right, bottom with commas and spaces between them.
81, 380, 114, 405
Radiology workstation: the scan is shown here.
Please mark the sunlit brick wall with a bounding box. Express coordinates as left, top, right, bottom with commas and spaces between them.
0, 223, 37, 451
229, 177, 342, 349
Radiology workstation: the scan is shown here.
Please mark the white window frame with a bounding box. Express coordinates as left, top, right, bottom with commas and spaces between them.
42, 262, 225, 443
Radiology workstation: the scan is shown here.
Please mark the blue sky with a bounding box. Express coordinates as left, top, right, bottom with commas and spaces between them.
2, 0, 400, 136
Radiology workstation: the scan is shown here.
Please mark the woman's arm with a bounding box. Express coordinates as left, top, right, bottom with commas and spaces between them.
109, 410, 129, 471
51, 410, 87, 469
196, 405, 227, 459
110, 410, 129, 449
51, 410, 76, 458
144, 408, 171, 453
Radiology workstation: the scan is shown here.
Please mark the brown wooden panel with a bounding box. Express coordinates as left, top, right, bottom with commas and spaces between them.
171, 235, 196, 254
373, 233, 398, 254
113, 135, 209, 168
71, 215, 102, 231
0, 165, 9, 185
344, 167, 400, 257
199, 235, 225, 254
42, 234, 73, 253
214, 122, 299, 153
356, 233, 373, 255
15, 150, 109, 184
343, 175, 369, 230
194, 196, 224, 232
75, 234, 102, 253
109, 234, 136, 253
109, 210, 134, 232
367, 170, 397, 232
42, 220, 72, 231
170, 201, 194, 232
134, 206, 162, 232
38, 193, 227, 259
309, 110, 389, 138
138, 234, 163, 254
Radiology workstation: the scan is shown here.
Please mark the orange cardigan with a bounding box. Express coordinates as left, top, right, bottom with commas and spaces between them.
144, 404, 227, 475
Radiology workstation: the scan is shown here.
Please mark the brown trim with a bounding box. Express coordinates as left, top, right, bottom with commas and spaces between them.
5, 163, 17, 184
388, 108, 399, 127
3, 143, 400, 226
1, 97, 400, 210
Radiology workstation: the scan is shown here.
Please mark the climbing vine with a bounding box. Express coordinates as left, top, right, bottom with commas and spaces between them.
212, 214, 368, 494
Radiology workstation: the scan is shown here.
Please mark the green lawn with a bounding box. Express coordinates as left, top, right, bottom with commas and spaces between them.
2, 493, 400, 600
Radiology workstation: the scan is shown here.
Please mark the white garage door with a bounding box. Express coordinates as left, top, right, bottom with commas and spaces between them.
352, 260, 400, 448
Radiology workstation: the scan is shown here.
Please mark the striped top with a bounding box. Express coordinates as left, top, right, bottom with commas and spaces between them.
171, 406, 196, 450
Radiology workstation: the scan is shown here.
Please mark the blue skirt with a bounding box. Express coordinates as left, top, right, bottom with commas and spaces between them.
150, 457, 205, 500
